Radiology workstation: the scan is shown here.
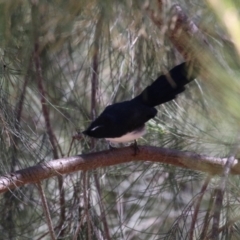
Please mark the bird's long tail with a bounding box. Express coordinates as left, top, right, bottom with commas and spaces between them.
133, 61, 199, 107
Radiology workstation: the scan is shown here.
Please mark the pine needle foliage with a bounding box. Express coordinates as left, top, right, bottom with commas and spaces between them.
0, 0, 240, 239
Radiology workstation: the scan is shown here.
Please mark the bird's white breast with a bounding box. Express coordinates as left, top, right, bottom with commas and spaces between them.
105, 125, 146, 143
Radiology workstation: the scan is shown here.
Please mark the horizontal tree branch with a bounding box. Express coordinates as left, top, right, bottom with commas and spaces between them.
0, 145, 239, 194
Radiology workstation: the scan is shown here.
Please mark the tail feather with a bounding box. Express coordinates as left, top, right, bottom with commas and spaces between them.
133, 62, 198, 107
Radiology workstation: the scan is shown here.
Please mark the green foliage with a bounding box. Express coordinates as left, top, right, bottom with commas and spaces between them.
0, 0, 240, 239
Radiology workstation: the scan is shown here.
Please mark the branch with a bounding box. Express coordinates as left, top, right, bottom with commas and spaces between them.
0, 145, 239, 194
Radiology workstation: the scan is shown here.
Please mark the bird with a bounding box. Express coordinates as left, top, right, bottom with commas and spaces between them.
82, 61, 198, 145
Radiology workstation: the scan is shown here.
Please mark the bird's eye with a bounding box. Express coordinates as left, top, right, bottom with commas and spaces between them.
90, 125, 102, 131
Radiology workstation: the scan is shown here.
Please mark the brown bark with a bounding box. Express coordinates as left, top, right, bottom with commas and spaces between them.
0, 145, 239, 194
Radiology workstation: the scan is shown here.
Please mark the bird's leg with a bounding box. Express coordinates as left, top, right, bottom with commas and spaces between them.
132, 140, 140, 155
108, 142, 117, 151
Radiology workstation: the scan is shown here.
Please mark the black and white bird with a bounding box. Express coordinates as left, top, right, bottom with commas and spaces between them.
82, 62, 198, 144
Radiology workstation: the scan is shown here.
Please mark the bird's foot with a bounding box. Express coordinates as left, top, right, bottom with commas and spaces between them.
131, 140, 140, 155
108, 142, 117, 151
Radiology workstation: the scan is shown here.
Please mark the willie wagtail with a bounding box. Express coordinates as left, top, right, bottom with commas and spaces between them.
82, 62, 198, 144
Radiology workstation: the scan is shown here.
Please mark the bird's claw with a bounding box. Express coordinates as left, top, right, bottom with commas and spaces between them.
132, 140, 140, 155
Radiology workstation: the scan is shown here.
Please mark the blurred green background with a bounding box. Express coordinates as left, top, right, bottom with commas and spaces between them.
0, 0, 240, 239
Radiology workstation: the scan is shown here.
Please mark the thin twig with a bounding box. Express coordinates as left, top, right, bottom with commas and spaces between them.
68, 132, 83, 157
94, 173, 111, 240
34, 43, 59, 159
199, 190, 215, 240
34, 42, 66, 237
211, 154, 237, 240
36, 182, 56, 240
218, 215, 240, 233
90, 14, 111, 240
210, 135, 240, 240
11, 59, 32, 171
3, 58, 32, 240
83, 171, 91, 240
189, 175, 211, 240
72, 213, 86, 240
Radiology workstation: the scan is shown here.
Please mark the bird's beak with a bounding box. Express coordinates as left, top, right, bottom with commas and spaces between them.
82, 130, 87, 135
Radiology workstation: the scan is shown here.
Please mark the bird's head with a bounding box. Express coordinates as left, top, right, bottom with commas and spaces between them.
82, 114, 115, 138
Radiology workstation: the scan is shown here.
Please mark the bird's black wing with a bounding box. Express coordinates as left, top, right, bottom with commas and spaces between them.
83, 100, 157, 138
